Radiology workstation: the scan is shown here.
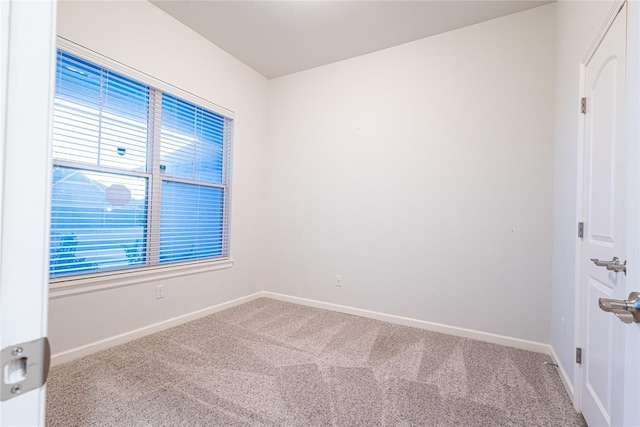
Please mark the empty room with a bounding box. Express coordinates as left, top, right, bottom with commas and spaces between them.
1, 0, 639, 426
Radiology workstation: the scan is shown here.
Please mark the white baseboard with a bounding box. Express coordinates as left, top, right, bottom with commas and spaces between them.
550, 345, 577, 408
262, 292, 552, 354
52, 290, 552, 366
50, 292, 263, 366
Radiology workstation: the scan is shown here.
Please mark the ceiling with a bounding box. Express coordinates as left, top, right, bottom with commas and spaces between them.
151, 0, 553, 79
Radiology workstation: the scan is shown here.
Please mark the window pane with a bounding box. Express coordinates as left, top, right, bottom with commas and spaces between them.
53, 51, 149, 172
50, 50, 232, 279
160, 181, 224, 263
160, 94, 224, 183
50, 167, 148, 277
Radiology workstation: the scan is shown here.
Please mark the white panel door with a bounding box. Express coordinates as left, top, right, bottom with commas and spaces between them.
0, 1, 56, 426
579, 5, 628, 427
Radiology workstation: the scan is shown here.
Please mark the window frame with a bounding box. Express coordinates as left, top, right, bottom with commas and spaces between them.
49, 38, 234, 294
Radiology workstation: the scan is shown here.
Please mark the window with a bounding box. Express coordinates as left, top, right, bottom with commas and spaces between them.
50, 50, 232, 279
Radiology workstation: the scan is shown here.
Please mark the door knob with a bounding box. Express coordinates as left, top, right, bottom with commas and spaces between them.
590, 257, 627, 275
599, 292, 640, 324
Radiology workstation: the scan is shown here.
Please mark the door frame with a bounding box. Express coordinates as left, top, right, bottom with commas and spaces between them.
573, 1, 640, 425
621, 2, 640, 425
0, 0, 56, 425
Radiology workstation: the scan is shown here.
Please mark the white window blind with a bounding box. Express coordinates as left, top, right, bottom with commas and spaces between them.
50, 50, 232, 278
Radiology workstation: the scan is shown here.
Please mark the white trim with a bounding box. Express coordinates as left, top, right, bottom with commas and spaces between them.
581, 0, 626, 65
572, 62, 587, 412
50, 43, 236, 296
51, 289, 554, 367
51, 290, 555, 367
56, 37, 235, 120
51, 291, 262, 366
49, 258, 233, 299
1, 1, 57, 424
550, 345, 577, 410
262, 292, 551, 354
574, 1, 628, 414
622, 3, 640, 426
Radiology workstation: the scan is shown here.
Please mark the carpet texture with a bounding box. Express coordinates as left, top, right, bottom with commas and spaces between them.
46, 297, 585, 426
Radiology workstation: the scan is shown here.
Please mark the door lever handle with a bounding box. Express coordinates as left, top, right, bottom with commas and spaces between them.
590, 257, 627, 274
591, 257, 618, 267
599, 292, 640, 324
606, 258, 627, 275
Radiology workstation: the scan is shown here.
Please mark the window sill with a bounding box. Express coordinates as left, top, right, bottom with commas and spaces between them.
48, 258, 234, 299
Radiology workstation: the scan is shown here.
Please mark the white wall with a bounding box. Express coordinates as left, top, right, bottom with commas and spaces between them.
52, 1, 607, 363
550, 0, 615, 394
265, 5, 556, 343
49, 1, 269, 355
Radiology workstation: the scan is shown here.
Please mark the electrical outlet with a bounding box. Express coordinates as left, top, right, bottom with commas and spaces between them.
335, 275, 343, 287
560, 317, 565, 337
156, 284, 165, 299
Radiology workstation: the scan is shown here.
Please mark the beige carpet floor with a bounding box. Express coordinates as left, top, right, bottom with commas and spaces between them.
46, 297, 585, 426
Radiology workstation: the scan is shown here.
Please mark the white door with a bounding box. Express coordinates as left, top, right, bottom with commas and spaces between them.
0, 1, 56, 425
579, 4, 638, 426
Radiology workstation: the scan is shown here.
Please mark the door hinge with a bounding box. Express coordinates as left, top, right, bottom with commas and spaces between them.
578, 222, 584, 239
576, 347, 582, 364
581, 97, 587, 114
